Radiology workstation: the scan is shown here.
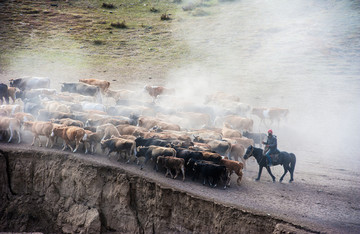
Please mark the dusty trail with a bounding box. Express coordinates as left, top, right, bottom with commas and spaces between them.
1, 142, 359, 233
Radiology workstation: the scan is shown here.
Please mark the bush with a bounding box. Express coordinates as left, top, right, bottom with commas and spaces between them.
111, 21, 127, 29
160, 13, 171, 21
102, 3, 116, 9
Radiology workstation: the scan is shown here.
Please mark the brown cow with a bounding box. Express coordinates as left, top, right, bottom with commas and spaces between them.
54, 118, 84, 128
157, 156, 185, 181
51, 126, 86, 152
219, 158, 244, 186
79, 78, 110, 93
100, 137, 137, 161
117, 124, 147, 137
144, 85, 175, 101
22, 121, 54, 147
0, 116, 21, 143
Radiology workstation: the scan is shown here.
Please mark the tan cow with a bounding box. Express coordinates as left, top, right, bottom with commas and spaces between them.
82, 130, 101, 154
96, 123, 121, 141
51, 126, 86, 152
79, 79, 110, 93
22, 121, 54, 147
222, 123, 242, 138
0, 116, 21, 143
0, 105, 22, 116
13, 112, 35, 124
252, 107, 289, 127
215, 115, 253, 132
7, 87, 17, 104
117, 124, 147, 137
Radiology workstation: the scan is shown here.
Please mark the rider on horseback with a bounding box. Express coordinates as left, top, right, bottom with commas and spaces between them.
262, 129, 278, 166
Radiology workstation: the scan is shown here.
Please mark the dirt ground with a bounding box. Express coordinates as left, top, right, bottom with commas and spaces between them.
1, 139, 359, 234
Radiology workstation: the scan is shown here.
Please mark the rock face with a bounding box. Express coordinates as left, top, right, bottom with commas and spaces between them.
0, 148, 312, 233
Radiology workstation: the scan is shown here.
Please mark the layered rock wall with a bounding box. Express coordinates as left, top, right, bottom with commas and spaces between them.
0, 148, 313, 233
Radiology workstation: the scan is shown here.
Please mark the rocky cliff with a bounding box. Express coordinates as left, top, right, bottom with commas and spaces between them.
0, 147, 315, 233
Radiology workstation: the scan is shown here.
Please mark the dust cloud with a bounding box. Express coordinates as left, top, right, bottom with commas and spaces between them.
166, 0, 360, 170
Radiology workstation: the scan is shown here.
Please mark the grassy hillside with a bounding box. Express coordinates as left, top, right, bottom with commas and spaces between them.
0, 0, 218, 88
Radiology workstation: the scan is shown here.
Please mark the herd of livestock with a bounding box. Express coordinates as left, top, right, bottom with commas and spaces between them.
0, 77, 289, 188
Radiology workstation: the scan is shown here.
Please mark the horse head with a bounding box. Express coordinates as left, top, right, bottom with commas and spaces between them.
243, 145, 254, 160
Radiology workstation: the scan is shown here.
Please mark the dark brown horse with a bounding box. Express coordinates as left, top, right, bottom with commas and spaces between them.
244, 145, 296, 182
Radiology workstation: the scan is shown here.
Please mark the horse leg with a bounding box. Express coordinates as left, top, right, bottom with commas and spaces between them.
256, 166, 264, 181
265, 166, 276, 182
279, 165, 289, 183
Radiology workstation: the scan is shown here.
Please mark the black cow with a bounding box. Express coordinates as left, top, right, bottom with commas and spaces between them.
61, 82, 102, 103
0, 83, 9, 104
192, 161, 228, 189
10, 77, 50, 91
174, 147, 203, 165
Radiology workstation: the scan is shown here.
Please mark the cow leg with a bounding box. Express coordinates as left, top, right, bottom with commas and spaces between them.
168, 168, 174, 179
45, 137, 50, 148
265, 166, 276, 182
181, 167, 185, 182
173, 169, 179, 179
16, 130, 21, 144
8, 126, 14, 143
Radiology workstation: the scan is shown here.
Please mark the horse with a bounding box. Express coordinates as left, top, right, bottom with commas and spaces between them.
243, 145, 296, 183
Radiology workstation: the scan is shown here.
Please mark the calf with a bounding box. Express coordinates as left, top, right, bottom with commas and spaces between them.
51, 126, 86, 152
219, 158, 244, 186
0, 116, 21, 143
100, 137, 136, 160
7, 87, 17, 104
157, 156, 185, 181
22, 121, 54, 147
193, 161, 228, 188
137, 145, 176, 170
215, 115, 253, 132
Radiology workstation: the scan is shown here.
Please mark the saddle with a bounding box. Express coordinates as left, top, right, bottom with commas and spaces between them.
264, 147, 280, 165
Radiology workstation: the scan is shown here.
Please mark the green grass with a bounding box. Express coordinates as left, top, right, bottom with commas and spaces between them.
0, 0, 220, 84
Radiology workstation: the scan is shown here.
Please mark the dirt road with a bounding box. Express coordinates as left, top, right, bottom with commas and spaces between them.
2, 142, 359, 234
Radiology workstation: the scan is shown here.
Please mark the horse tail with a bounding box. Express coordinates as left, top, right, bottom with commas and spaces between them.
290, 153, 296, 173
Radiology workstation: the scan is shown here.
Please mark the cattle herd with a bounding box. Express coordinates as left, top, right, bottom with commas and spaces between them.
0, 77, 289, 188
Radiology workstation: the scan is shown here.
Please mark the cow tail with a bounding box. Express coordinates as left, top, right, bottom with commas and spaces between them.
82, 133, 88, 141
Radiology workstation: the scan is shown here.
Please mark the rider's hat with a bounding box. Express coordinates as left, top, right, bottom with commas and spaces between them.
268, 129, 273, 134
